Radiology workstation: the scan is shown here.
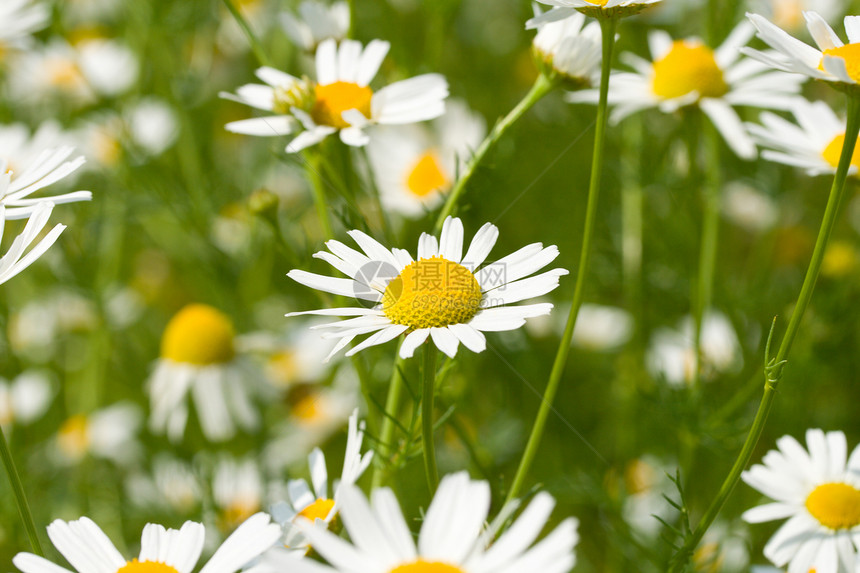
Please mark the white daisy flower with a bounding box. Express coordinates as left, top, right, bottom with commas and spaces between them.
269, 409, 373, 550
222, 38, 449, 152
238, 321, 340, 387
8, 289, 98, 362
367, 100, 486, 218
744, 11, 860, 90
1, 146, 89, 220
748, 98, 860, 177
530, 8, 602, 86
262, 471, 578, 573
0, 122, 73, 175
0, 0, 49, 55
569, 303, 633, 351
747, 0, 842, 35
529, 0, 662, 26
281, 0, 350, 52
0, 202, 66, 286
0, 370, 52, 429
621, 455, 677, 539
54, 402, 141, 465
13, 513, 282, 573
213, 457, 271, 532
126, 455, 203, 515
742, 429, 860, 573
722, 181, 779, 232
286, 216, 568, 360
568, 21, 804, 159
148, 304, 270, 443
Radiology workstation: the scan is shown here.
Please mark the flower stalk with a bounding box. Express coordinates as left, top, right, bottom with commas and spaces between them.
220, 0, 271, 67
0, 423, 43, 556
371, 352, 407, 489
421, 343, 439, 493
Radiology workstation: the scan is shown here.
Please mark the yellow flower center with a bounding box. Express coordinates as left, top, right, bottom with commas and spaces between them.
221, 498, 260, 529
652, 41, 728, 100
311, 81, 373, 129
805, 482, 860, 530
821, 132, 860, 170
584, 0, 609, 4
117, 560, 180, 573
160, 304, 236, 366
772, 0, 803, 30
820, 44, 860, 83
405, 152, 450, 198
58, 415, 90, 459
47, 58, 84, 89
296, 498, 335, 521
383, 256, 483, 330
292, 393, 324, 423
822, 241, 857, 278
389, 561, 465, 573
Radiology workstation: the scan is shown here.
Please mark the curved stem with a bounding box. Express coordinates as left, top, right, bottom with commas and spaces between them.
421, 344, 439, 493
0, 424, 43, 555
433, 73, 554, 233
220, 0, 270, 67
505, 17, 618, 505
370, 352, 406, 489
669, 94, 860, 572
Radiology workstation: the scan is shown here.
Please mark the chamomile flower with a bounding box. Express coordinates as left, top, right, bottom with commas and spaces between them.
747, 0, 842, 34
0, 122, 72, 174
529, 0, 662, 26
263, 471, 579, 573
568, 21, 804, 159
0, 0, 49, 56
0, 202, 66, 286
281, 0, 350, 52
742, 429, 860, 573
743, 12, 860, 92
1, 146, 89, 220
530, 8, 602, 87
213, 457, 276, 532
747, 98, 860, 177
367, 100, 486, 218
13, 513, 282, 573
222, 38, 449, 152
286, 216, 568, 360
0, 370, 52, 430
269, 409, 373, 550
54, 402, 141, 465
147, 304, 268, 443
126, 455, 203, 515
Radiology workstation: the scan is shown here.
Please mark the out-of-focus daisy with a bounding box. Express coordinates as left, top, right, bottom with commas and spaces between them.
239, 322, 338, 387
529, 0, 662, 26
722, 181, 779, 232
261, 471, 579, 573
213, 457, 280, 532
821, 240, 858, 278
0, 202, 66, 286
1, 147, 89, 220
148, 303, 269, 443
217, 0, 276, 56
748, 98, 860, 177
742, 429, 860, 573
621, 455, 676, 538
281, 0, 350, 52
0, 122, 72, 175
222, 38, 449, 152
569, 303, 633, 351
530, 8, 602, 87
286, 216, 568, 359
7, 289, 97, 363
747, 0, 842, 35
270, 409, 373, 550
569, 22, 803, 159
646, 311, 742, 386
54, 402, 141, 465
126, 455, 202, 515
744, 12, 860, 90
695, 520, 750, 573
0, 0, 48, 56
13, 513, 282, 573
367, 100, 485, 218
0, 370, 52, 430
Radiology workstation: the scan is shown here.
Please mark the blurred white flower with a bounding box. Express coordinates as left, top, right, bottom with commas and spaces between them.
0, 370, 53, 429
54, 402, 142, 465
281, 1, 350, 52
8, 289, 97, 360
0, 0, 49, 55
530, 8, 602, 86
570, 303, 633, 351
126, 455, 203, 515
1, 147, 89, 220
746, 0, 842, 35
0, 122, 74, 175
126, 98, 179, 156
238, 322, 338, 388
621, 455, 676, 538
722, 181, 778, 233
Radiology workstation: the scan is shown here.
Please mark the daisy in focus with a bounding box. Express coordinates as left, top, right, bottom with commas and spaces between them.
260, 471, 578, 573
1, 146, 89, 220
147, 303, 270, 443
0, 202, 66, 286
568, 21, 804, 159
269, 409, 373, 551
222, 38, 449, 152
747, 98, 860, 176
286, 216, 568, 360
742, 429, 860, 573
367, 100, 486, 218
0, 0, 49, 56
13, 512, 282, 573
530, 9, 602, 87
529, 0, 662, 26
281, 0, 350, 52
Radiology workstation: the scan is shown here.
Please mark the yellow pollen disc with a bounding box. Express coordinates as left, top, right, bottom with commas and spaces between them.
389, 561, 465, 573
48, 59, 83, 89
222, 499, 259, 527
821, 132, 860, 170
382, 256, 483, 330
160, 304, 236, 366
805, 482, 860, 530
117, 560, 180, 573
820, 44, 860, 83
292, 393, 324, 423
311, 81, 373, 129
584, 0, 609, 4
58, 415, 90, 459
405, 152, 450, 198
652, 41, 728, 100
297, 498, 335, 521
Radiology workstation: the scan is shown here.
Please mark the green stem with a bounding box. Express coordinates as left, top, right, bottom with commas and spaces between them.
0, 424, 43, 555
669, 94, 860, 572
433, 73, 554, 233
220, 0, 271, 67
305, 151, 335, 238
421, 344, 439, 493
370, 352, 407, 489
505, 17, 618, 505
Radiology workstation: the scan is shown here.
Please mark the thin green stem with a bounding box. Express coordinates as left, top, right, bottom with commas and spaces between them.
669, 94, 860, 572
433, 73, 554, 233
505, 17, 618, 505
220, 0, 271, 67
304, 152, 335, 238
421, 343, 439, 493
371, 352, 407, 489
0, 424, 43, 555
